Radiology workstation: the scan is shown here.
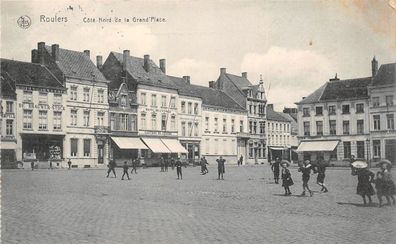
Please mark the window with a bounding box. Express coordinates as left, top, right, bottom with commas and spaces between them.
83, 111, 90, 127
161, 114, 167, 131
120, 95, 127, 106
188, 102, 192, 114
151, 114, 157, 130
161, 95, 167, 107
83, 139, 91, 157
169, 96, 176, 108
253, 121, 257, 134
315, 106, 323, 116
23, 110, 32, 129
342, 120, 349, 135
188, 122, 192, 136
53, 111, 62, 130
249, 143, 253, 158
194, 122, 199, 136
70, 86, 77, 101
357, 141, 365, 159
6, 101, 13, 113
70, 139, 78, 157
373, 115, 381, 130
70, 110, 78, 126
303, 108, 310, 117
23, 91, 33, 102
343, 141, 351, 159
231, 119, 235, 133
119, 114, 128, 131
386, 95, 394, 106
357, 120, 364, 134
53, 94, 62, 105
223, 118, 227, 133
130, 115, 137, 131
372, 97, 379, 107
97, 89, 104, 103
97, 112, 104, 126
38, 92, 47, 104
303, 121, 310, 136
140, 93, 146, 105
170, 115, 176, 131
214, 118, 218, 132
373, 140, 381, 158
6, 120, 13, 135
181, 101, 186, 113
181, 122, 186, 136
387, 114, 394, 130
356, 103, 364, 113
205, 117, 209, 131
83, 88, 90, 102
214, 139, 219, 154
328, 105, 336, 115
151, 94, 157, 107
316, 121, 323, 136
342, 104, 350, 114
249, 121, 253, 134
249, 105, 252, 114
240, 120, 244, 132
253, 105, 256, 114
260, 121, 265, 134
205, 138, 210, 154
141, 113, 146, 130
194, 103, 198, 115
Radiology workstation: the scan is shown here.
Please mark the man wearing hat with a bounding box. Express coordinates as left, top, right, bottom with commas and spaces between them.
281, 161, 293, 195
216, 156, 226, 180
298, 160, 313, 197
175, 157, 183, 180
271, 157, 281, 184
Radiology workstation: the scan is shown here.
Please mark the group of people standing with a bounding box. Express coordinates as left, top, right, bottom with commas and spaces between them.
106, 157, 139, 180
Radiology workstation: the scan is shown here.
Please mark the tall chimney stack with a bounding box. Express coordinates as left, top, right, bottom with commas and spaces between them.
159, 59, 166, 74
220, 68, 226, 74
31, 49, 38, 63
83, 50, 90, 58
144, 55, 150, 72
267, 104, 274, 111
51, 44, 59, 61
37, 42, 45, 65
183, 76, 190, 84
241, 72, 247, 78
96, 55, 103, 69
372, 56, 378, 77
123, 50, 130, 72
209, 81, 214, 88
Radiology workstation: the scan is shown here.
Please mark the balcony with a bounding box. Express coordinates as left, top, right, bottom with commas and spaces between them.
1, 135, 16, 141
94, 126, 110, 134
236, 132, 251, 139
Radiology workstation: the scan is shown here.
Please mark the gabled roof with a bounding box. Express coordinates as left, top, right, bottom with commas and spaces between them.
372, 63, 396, 87
44, 46, 107, 82
0, 72, 16, 99
297, 83, 326, 104
320, 77, 371, 101
0, 58, 64, 90
223, 73, 252, 88
266, 107, 291, 122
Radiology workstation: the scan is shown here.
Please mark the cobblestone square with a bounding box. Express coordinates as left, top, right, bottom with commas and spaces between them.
1, 165, 395, 244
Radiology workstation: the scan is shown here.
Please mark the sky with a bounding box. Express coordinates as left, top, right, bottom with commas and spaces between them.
1, 0, 396, 110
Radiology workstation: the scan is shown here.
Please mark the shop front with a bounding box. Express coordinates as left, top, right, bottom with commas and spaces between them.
21, 134, 64, 166
141, 137, 188, 166
110, 136, 148, 166
268, 146, 291, 162
180, 140, 200, 165
296, 140, 339, 164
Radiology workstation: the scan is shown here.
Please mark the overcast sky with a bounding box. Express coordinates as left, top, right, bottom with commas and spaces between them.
2, 0, 395, 110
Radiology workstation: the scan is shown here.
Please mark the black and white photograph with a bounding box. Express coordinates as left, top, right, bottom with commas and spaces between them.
1, 0, 395, 243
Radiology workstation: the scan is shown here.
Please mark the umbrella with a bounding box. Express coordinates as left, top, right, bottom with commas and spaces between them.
281, 160, 290, 167
378, 159, 392, 168
352, 160, 368, 169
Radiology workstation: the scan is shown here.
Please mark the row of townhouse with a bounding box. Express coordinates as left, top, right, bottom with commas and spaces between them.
0, 42, 294, 168
295, 58, 396, 165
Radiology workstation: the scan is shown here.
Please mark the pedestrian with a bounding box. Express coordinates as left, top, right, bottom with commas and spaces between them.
171, 157, 175, 170
375, 160, 395, 207
298, 160, 313, 197
350, 155, 356, 175
351, 161, 375, 206
131, 157, 138, 174
121, 161, 130, 180
49, 160, 53, 170
200, 156, 209, 175
67, 159, 72, 169
160, 156, 165, 172
281, 161, 293, 196
239, 155, 243, 166
175, 157, 182, 179
271, 157, 281, 184
164, 157, 169, 172
31, 161, 35, 171
216, 156, 226, 180
315, 160, 328, 193
106, 159, 117, 178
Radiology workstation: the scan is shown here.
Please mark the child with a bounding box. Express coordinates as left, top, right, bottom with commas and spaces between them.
281, 161, 293, 195
121, 161, 130, 180
315, 162, 328, 192
298, 160, 313, 197
376, 160, 395, 207
352, 163, 375, 205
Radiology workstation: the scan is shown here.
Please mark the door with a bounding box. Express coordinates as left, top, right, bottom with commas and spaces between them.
98, 141, 104, 164
385, 139, 396, 164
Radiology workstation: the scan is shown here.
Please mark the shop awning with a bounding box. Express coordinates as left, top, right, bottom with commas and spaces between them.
111, 137, 148, 150
141, 138, 171, 153
296, 140, 339, 152
161, 139, 188, 153
269, 146, 290, 150
0, 141, 17, 150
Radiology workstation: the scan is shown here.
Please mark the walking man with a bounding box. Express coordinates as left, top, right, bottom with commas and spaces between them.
107, 159, 117, 178
271, 157, 281, 184
315, 160, 328, 192
176, 157, 183, 180
121, 161, 130, 180
160, 156, 165, 172
200, 156, 209, 175
217, 156, 226, 180
164, 157, 169, 172
131, 157, 138, 174
298, 160, 313, 196
49, 160, 53, 170
67, 159, 72, 169
239, 155, 243, 166
170, 157, 175, 170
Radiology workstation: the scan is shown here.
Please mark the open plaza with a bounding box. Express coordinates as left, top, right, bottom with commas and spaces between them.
1, 165, 395, 244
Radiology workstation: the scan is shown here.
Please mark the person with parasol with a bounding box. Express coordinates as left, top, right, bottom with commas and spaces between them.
351, 160, 375, 206
375, 159, 395, 207
298, 160, 314, 197
281, 160, 293, 196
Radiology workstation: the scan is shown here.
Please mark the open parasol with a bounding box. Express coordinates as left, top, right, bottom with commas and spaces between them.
352, 160, 368, 169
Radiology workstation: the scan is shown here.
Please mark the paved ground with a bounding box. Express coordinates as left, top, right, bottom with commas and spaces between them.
1, 165, 395, 244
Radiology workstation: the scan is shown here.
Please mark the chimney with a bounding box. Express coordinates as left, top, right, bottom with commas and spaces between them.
144, 54, 150, 72
96, 55, 103, 69
31, 49, 38, 63
209, 81, 214, 88
37, 42, 45, 65
83, 50, 90, 58
51, 44, 59, 61
183, 76, 190, 84
241, 72, 247, 78
267, 104, 274, 111
220, 68, 226, 74
159, 59, 166, 74
123, 50, 130, 72
371, 56, 378, 77
329, 73, 339, 82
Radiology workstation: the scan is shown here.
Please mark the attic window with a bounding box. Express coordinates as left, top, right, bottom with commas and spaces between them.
71, 69, 77, 74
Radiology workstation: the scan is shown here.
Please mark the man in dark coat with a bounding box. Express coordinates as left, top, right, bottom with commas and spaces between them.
271, 157, 281, 184
67, 159, 72, 169
121, 161, 130, 180
217, 156, 226, 180
160, 156, 165, 172
200, 156, 209, 174
106, 159, 117, 178
131, 157, 138, 174
175, 157, 183, 179
239, 155, 243, 166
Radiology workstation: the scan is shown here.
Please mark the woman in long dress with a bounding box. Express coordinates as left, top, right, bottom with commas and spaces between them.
352, 165, 375, 205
